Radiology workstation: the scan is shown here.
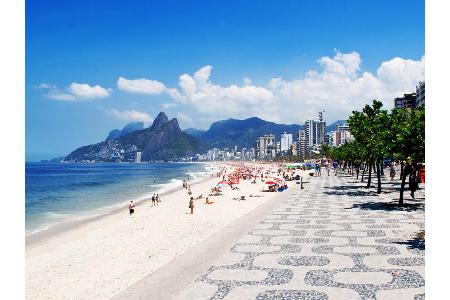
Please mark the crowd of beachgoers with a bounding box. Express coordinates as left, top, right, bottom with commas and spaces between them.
26, 161, 309, 299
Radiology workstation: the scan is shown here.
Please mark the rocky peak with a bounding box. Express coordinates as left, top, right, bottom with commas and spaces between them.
151, 112, 169, 131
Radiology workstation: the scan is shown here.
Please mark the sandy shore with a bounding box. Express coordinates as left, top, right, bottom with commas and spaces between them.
26, 163, 299, 299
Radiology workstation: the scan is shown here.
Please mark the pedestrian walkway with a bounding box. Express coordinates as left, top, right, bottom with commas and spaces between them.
175, 174, 425, 300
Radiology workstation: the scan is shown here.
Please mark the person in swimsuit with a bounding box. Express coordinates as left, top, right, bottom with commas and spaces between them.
189, 197, 194, 214
129, 201, 135, 215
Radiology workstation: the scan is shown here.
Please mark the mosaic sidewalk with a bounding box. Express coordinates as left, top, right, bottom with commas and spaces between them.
175, 174, 425, 300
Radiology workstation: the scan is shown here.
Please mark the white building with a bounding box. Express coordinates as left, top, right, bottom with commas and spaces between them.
331, 123, 354, 146
304, 119, 326, 152
256, 134, 276, 159
280, 132, 293, 152
135, 151, 142, 163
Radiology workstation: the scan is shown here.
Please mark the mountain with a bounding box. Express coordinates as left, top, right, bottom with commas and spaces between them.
65, 112, 207, 162
106, 122, 144, 140
326, 120, 348, 133
200, 117, 303, 149
183, 128, 206, 138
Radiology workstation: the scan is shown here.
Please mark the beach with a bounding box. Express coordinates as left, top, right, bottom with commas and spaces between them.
26, 162, 298, 299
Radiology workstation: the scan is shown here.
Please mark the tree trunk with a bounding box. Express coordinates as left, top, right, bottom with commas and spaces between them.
376, 160, 382, 194
399, 164, 408, 206
361, 163, 366, 182
356, 164, 360, 180
367, 161, 372, 188
400, 161, 404, 180
381, 162, 384, 176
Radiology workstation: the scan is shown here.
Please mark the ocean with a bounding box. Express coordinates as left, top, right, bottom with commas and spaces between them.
25, 162, 213, 235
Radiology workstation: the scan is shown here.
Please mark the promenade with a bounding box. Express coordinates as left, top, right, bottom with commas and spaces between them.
118, 171, 425, 300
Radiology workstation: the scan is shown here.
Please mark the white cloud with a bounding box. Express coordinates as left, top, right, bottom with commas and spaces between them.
177, 112, 193, 126
162, 51, 423, 123
39, 82, 111, 101
108, 108, 152, 125
68, 83, 111, 98
162, 102, 177, 109
114, 51, 424, 125
318, 50, 361, 78
166, 65, 274, 118
117, 77, 166, 95
376, 56, 425, 94
37, 83, 55, 89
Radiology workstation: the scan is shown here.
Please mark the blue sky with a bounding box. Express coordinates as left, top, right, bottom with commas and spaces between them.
26, 0, 424, 161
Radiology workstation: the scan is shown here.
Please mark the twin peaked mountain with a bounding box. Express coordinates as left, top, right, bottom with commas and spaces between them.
65, 111, 346, 162
65, 112, 206, 162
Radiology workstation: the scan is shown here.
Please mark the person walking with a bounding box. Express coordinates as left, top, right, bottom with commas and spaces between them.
333, 161, 338, 175
315, 162, 321, 177
129, 201, 135, 215
409, 165, 417, 199
151, 194, 156, 206
156, 193, 160, 204
189, 197, 194, 214
389, 162, 396, 181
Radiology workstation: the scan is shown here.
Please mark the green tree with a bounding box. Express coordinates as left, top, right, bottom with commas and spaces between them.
349, 100, 389, 193
321, 144, 332, 159
389, 106, 425, 205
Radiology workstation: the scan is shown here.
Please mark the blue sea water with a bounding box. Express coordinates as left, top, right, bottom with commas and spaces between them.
25, 162, 211, 235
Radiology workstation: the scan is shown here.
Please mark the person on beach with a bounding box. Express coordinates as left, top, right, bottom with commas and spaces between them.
156, 194, 160, 205
129, 201, 135, 215
189, 197, 194, 214
151, 194, 156, 206
333, 161, 338, 175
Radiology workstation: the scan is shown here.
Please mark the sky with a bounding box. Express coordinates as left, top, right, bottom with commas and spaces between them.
26, 0, 425, 161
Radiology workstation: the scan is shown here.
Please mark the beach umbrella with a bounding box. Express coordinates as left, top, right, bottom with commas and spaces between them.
265, 181, 277, 185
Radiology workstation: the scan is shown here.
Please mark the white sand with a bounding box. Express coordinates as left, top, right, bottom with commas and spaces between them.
26, 163, 295, 299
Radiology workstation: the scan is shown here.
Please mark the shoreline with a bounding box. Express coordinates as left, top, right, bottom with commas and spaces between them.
25, 162, 221, 246
26, 162, 297, 299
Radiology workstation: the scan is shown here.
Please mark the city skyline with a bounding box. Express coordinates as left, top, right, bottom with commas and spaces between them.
26, 0, 425, 161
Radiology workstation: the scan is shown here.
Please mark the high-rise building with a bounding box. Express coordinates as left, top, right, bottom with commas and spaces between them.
296, 129, 306, 157
394, 93, 417, 109
256, 134, 275, 159
416, 81, 425, 107
290, 143, 297, 156
304, 117, 326, 152
331, 123, 354, 146
280, 132, 293, 152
